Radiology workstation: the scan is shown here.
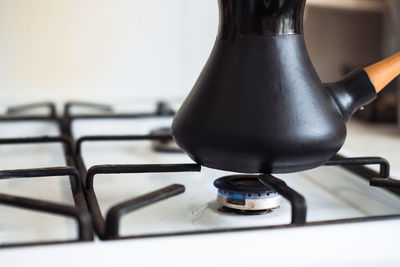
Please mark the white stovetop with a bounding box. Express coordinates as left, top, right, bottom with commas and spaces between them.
0, 104, 399, 266
342, 120, 400, 176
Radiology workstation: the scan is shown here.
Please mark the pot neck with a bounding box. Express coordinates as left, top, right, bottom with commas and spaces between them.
218, 0, 306, 39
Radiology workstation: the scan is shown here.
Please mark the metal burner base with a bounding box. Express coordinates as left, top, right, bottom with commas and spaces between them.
150, 128, 183, 153
217, 206, 274, 216
214, 175, 282, 212
216, 193, 282, 211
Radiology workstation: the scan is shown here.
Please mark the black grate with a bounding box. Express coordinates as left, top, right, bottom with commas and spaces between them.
0, 103, 92, 248
0, 101, 399, 247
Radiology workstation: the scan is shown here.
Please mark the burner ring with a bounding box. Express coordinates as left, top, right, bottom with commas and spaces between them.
149, 128, 183, 153
214, 175, 281, 212
214, 175, 276, 193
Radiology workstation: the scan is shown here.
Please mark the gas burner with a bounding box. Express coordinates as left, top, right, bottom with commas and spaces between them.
149, 127, 183, 153
214, 175, 282, 213
217, 206, 273, 216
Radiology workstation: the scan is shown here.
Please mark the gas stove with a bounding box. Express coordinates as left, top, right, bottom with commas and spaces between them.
1, 101, 400, 266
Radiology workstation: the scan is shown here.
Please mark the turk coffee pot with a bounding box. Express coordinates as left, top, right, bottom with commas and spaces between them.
172, 0, 400, 174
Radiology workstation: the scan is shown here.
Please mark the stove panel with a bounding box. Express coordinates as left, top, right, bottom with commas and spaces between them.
0, 102, 399, 247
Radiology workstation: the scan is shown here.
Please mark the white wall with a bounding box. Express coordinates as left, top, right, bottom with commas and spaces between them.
0, 0, 218, 104
0, 1, 385, 105
304, 6, 383, 83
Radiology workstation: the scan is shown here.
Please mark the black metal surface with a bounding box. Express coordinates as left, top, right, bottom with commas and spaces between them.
0, 193, 91, 241
105, 184, 185, 238
70, 100, 399, 241
214, 175, 276, 193
218, 206, 273, 216
325, 155, 400, 195
0, 136, 73, 154
86, 164, 200, 190
325, 155, 390, 178
64, 100, 174, 121
62, 102, 202, 240
259, 174, 307, 224
370, 178, 400, 189
0, 102, 57, 122
0, 103, 93, 248
1, 101, 400, 248
84, 163, 200, 239
64, 101, 113, 117
0, 167, 80, 187
150, 128, 183, 153
76, 134, 172, 155
6, 102, 57, 118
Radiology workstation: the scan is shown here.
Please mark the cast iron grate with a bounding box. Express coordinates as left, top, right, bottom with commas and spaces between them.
0, 103, 92, 248
0, 101, 400, 247
66, 101, 400, 240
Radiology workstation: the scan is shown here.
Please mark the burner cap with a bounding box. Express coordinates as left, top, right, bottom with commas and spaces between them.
214, 175, 281, 212
150, 128, 182, 153
214, 175, 276, 193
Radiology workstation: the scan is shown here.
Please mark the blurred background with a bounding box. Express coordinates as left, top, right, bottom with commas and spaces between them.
0, 0, 398, 125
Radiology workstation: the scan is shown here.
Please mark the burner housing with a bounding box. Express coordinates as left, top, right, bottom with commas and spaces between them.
214, 175, 282, 212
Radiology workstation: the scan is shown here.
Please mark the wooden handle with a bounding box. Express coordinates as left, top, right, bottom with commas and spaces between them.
364, 52, 400, 93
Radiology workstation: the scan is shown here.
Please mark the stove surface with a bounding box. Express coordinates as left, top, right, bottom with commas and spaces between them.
0, 102, 399, 266
0, 103, 398, 243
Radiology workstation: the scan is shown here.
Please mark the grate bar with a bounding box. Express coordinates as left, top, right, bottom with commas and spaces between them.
0, 136, 73, 154
83, 163, 200, 239
76, 134, 172, 155
0, 193, 91, 241
0, 166, 81, 188
6, 102, 56, 118
0, 102, 93, 247
326, 156, 390, 178
64, 101, 113, 117
86, 164, 201, 190
259, 174, 307, 224
2, 101, 400, 246
105, 184, 185, 238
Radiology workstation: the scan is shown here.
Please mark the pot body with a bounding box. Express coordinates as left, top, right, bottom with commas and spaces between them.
172, 0, 347, 173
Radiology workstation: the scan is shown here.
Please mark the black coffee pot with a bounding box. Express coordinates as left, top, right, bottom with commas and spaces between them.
172, 0, 400, 174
